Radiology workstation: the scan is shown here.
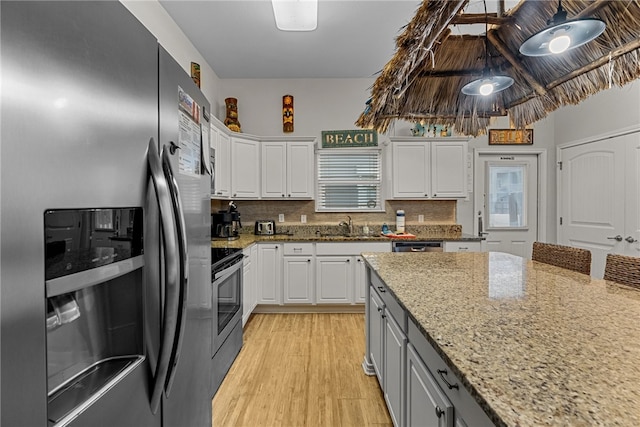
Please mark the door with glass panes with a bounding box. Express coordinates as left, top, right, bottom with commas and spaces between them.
475, 154, 538, 258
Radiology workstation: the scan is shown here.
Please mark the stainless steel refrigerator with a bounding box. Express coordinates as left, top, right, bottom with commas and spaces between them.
1, 2, 213, 426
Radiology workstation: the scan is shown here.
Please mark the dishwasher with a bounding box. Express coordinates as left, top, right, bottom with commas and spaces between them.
392, 241, 443, 252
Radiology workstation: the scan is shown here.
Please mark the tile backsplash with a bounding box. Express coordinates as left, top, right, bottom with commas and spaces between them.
211, 199, 456, 226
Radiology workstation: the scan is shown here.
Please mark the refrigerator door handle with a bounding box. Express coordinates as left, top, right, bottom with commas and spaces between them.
147, 138, 181, 415
161, 145, 189, 397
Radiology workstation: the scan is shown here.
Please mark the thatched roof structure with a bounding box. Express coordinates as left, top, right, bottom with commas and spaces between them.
356, 0, 640, 136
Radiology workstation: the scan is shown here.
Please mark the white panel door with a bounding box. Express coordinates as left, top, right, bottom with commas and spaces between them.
475, 154, 538, 258
558, 138, 626, 278
625, 135, 640, 258
559, 133, 640, 277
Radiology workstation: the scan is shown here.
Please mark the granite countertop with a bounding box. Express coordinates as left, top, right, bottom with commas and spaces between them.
361, 251, 640, 426
211, 228, 482, 249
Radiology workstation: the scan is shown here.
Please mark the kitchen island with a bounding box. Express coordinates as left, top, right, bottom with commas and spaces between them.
362, 251, 640, 426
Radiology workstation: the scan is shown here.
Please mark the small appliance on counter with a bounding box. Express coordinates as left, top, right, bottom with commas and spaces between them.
212, 201, 242, 240
254, 220, 276, 235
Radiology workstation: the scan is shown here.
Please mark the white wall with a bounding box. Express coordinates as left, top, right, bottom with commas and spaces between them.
554, 80, 640, 145
120, 0, 222, 116
219, 78, 374, 138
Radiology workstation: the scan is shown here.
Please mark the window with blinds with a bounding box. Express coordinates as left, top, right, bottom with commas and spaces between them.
316, 149, 383, 212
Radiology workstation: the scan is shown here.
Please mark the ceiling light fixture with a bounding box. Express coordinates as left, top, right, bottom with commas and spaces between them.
461, 1, 514, 97
519, 0, 606, 56
272, 0, 318, 32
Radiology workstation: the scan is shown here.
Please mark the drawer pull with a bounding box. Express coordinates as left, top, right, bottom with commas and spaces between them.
435, 406, 444, 418
377, 286, 386, 293
437, 369, 459, 390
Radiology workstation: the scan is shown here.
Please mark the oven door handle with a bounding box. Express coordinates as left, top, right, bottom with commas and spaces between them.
147, 138, 180, 415
214, 258, 243, 284
162, 145, 189, 397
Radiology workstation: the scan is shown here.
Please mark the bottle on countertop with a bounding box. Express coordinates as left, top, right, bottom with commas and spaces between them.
396, 209, 405, 234
382, 223, 389, 235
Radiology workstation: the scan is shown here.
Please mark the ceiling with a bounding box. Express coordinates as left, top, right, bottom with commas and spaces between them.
159, 0, 521, 79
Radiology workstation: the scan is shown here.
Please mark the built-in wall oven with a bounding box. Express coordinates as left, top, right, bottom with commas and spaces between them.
211, 247, 243, 394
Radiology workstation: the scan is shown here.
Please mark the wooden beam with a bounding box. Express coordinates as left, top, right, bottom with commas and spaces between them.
545, 38, 640, 91
486, 29, 547, 96
418, 69, 483, 78
451, 13, 513, 26
574, 0, 609, 19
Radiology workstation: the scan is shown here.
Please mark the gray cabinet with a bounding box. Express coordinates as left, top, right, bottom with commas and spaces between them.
384, 307, 406, 427
365, 266, 494, 427
369, 287, 384, 383
406, 343, 453, 427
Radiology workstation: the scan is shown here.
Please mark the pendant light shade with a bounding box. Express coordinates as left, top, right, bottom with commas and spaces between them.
461, 73, 514, 96
519, 0, 606, 56
461, 1, 514, 97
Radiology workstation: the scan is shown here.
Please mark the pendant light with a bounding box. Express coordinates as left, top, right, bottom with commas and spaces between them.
519, 0, 606, 56
461, 1, 514, 96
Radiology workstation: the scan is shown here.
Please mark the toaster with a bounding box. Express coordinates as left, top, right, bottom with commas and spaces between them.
254, 220, 276, 235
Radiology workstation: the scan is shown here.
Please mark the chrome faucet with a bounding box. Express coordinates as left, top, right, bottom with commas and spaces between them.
338, 215, 353, 235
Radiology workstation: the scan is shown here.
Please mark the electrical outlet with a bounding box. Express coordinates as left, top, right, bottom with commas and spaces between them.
418, 214, 424, 223
278, 214, 285, 223
301, 215, 307, 223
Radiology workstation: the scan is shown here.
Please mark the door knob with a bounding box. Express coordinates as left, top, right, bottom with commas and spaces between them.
625, 236, 638, 243
607, 235, 623, 242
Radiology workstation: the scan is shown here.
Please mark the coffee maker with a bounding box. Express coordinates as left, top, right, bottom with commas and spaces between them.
212, 201, 242, 239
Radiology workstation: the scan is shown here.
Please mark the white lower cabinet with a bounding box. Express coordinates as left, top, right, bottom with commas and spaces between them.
315, 256, 353, 303
406, 343, 453, 427
355, 256, 367, 303
257, 243, 282, 304
255, 241, 390, 307
283, 243, 315, 304
242, 244, 258, 326
316, 242, 391, 305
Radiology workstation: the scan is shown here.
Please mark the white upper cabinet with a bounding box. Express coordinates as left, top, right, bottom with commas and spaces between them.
261, 139, 315, 199
231, 135, 260, 199
431, 140, 468, 198
391, 137, 468, 199
211, 121, 231, 199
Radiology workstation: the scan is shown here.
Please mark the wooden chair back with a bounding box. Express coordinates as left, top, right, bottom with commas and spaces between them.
532, 242, 591, 275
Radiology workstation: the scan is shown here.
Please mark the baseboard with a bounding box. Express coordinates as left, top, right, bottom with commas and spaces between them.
251, 304, 365, 314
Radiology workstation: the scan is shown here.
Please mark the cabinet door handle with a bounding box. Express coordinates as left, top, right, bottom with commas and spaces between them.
346, 258, 350, 263
377, 286, 386, 293
435, 406, 444, 418
307, 259, 311, 263
437, 369, 459, 389
381, 314, 386, 319
377, 307, 382, 313
607, 235, 623, 242
625, 236, 638, 243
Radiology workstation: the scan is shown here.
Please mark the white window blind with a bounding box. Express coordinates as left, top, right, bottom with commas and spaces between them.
316, 149, 382, 212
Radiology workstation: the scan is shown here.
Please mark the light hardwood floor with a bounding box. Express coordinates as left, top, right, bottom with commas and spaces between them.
212, 313, 392, 427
